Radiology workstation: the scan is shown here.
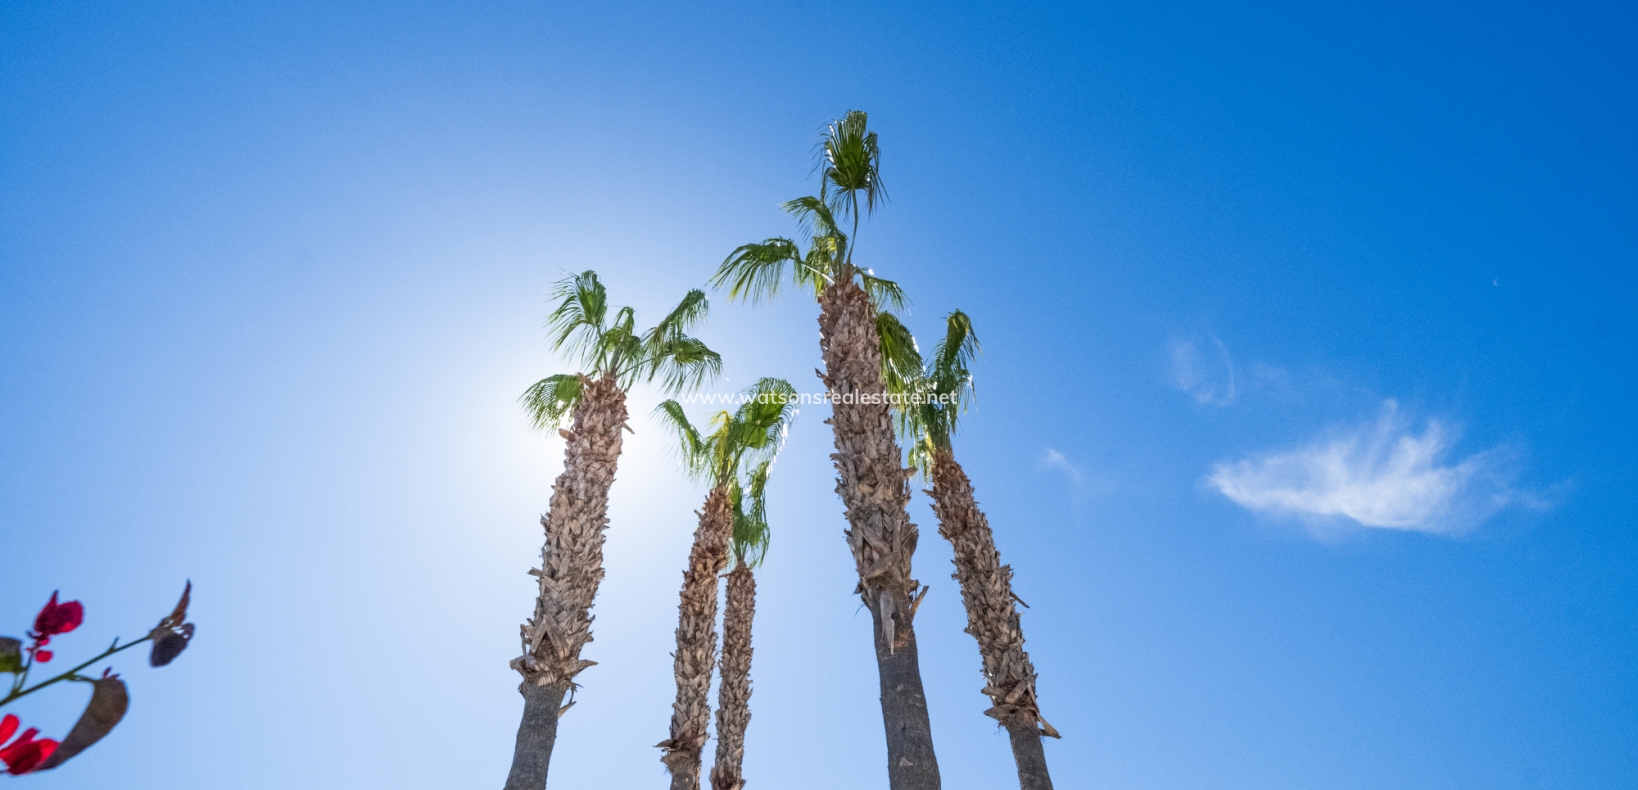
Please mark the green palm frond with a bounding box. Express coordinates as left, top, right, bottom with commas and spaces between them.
647, 289, 710, 343
782, 196, 844, 241
861, 271, 909, 313
545, 271, 610, 361
932, 309, 978, 380
729, 378, 799, 468
712, 239, 804, 303
875, 312, 924, 397
730, 461, 773, 568
800, 244, 840, 295
640, 289, 720, 394
647, 336, 723, 394
918, 309, 982, 456
818, 110, 886, 234
520, 373, 586, 431
653, 399, 713, 481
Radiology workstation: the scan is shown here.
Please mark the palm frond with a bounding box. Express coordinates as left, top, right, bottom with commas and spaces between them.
861, 271, 909, 313
800, 243, 840, 296
647, 289, 710, 343
640, 289, 719, 393
909, 310, 982, 455
817, 110, 886, 227
544, 271, 609, 362
782, 196, 844, 240
730, 378, 799, 466
711, 239, 803, 303
875, 312, 924, 395
730, 461, 773, 568
646, 336, 723, 394
931, 309, 979, 390
905, 434, 936, 479
652, 400, 713, 480
601, 310, 644, 385
520, 374, 586, 431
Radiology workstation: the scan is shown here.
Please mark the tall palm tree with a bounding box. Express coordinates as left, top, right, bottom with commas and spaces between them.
505, 271, 721, 790
888, 310, 1059, 790
653, 379, 798, 790
710, 459, 774, 790
710, 111, 942, 790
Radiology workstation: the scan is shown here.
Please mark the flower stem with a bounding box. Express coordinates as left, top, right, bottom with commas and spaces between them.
0, 636, 150, 706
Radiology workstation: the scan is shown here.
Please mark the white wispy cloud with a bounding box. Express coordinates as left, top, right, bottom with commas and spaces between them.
1172, 335, 1236, 406
1041, 447, 1084, 485
1207, 401, 1520, 535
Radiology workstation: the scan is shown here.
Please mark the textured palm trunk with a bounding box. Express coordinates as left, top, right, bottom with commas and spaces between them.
927, 447, 1057, 790
658, 484, 735, 790
818, 275, 941, 790
709, 564, 756, 790
505, 373, 628, 790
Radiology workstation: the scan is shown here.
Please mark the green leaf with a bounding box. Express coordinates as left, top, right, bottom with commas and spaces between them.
730, 460, 774, 568
544, 271, 609, 359
711, 239, 804, 303
0, 636, 21, 674
653, 400, 712, 481
860, 272, 909, 313
520, 374, 585, 431
818, 110, 887, 229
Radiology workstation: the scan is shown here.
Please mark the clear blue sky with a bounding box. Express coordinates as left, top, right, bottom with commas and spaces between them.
2, 1, 1634, 787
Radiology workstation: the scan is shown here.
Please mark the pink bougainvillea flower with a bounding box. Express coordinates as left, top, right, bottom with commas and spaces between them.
32, 592, 84, 639
0, 716, 60, 775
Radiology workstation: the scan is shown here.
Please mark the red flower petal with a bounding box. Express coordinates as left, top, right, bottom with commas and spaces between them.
0, 714, 16, 745
33, 592, 85, 638
0, 728, 57, 775
0, 738, 57, 775
35, 651, 52, 663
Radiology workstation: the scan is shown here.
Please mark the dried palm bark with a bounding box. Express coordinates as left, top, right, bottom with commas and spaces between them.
818, 276, 941, 790
927, 446, 1058, 790
709, 563, 756, 790
505, 373, 628, 790
659, 484, 735, 790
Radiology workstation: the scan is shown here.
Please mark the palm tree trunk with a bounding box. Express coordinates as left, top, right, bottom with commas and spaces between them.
505, 682, 565, 789
818, 276, 941, 790
506, 373, 629, 790
1005, 722, 1053, 790
658, 484, 735, 790
709, 564, 756, 790
926, 446, 1057, 790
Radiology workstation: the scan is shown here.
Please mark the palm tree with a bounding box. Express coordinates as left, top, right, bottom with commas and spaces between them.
653, 379, 798, 790
888, 310, 1059, 790
710, 111, 942, 790
505, 271, 721, 790
710, 459, 774, 790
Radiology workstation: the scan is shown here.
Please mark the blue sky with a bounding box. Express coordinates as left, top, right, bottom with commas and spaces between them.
2, 0, 1634, 787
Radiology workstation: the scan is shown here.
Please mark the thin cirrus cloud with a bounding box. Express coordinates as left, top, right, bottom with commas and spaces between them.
1172, 335, 1236, 406
1041, 447, 1084, 486
1207, 401, 1522, 535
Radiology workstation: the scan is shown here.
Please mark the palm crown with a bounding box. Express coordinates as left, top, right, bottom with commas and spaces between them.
521, 270, 722, 429
710, 112, 907, 312
655, 378, 798, 483
881, 310, 981, 474
655, 378, 798, 565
